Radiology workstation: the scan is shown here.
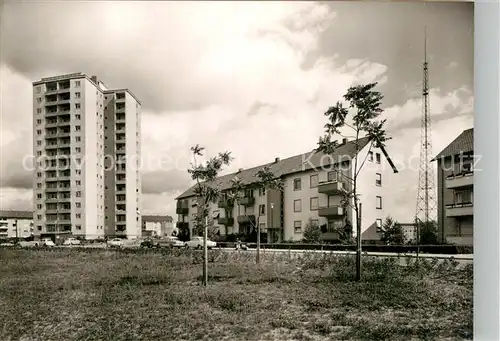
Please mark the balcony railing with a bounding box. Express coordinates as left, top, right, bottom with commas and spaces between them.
218, 198, 230, 209
446, 171, 473, 189
240, 196, 255, 207
445, 202, 473, 217
318, 205, 344, 217
317, 180, 345, 195
237, 215, 256, 224
217, 217, 234, 226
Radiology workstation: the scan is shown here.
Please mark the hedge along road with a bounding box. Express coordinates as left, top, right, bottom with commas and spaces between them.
7, 243, 472, 266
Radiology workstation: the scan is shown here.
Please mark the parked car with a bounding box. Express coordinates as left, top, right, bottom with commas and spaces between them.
63, 238, 81, 246
140, 238, 156, 248
107, 238, 124, 248
35, 238, 55, 247
167, 236, 185, 248
184, 236, 216, 250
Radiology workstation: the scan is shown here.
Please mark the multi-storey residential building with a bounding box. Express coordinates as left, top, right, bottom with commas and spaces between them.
0, 211, 34, 240
141, 215, 174, 237
175, 138, 398, 242
32, 73, 141, 241
433, 128, 473, 246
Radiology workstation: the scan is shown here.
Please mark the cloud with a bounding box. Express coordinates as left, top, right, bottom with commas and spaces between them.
141, 170, 193, 194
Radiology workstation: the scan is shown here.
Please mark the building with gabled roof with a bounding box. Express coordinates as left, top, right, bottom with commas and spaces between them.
175, 137, 399, 243
433, 127, 474, 245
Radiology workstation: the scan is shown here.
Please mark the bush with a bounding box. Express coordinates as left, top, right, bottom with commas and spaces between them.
302, 218, 322, 244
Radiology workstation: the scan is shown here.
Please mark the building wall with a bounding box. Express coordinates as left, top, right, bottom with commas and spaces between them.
437, 156, 473, 245
82, 78, 105, 239
0, 218, 33, 239
355, 144, 395, 240
125, 93, 141, 238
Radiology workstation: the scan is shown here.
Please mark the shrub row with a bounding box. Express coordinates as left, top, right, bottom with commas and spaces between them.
216, 242, 473, 254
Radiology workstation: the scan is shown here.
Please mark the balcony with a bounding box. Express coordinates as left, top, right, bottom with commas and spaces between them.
176, 201, 189, 214
46, 188, 58, 193
318, 205, 345, 217
445, 202, 473, 217
218, 217, 234, 226
240, 196, 255, 207
176, 222, 189, 229
318, 180, 345, 195
446, 172, 473, 189
237, 215, 256, 224
446, 235, 473, 246
218, 198, 230, 209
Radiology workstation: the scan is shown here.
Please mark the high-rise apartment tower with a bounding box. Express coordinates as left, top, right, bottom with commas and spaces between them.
32, 73, 141, 240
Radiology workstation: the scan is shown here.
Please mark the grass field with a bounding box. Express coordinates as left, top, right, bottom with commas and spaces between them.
0, 248, 472, 341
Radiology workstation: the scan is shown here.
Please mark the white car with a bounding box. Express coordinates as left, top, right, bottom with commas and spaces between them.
63, 238, 81, 246
35, 238, 55, 247
184, 236, 216, 250
107, 238, 124, 248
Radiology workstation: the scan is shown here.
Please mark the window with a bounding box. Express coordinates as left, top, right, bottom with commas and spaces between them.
36, 108, 42, 114
294, 221, 302, 233
376, 153, 381, 164
75, 170, 81, 175
76, 180, 81, 186
376, 219, 382, 232
327, 171, 337, 182
37, 215, 42, 220
37, 172, 42, 178
75, 136, 81, 142
75, 114, 81, 120
310, 174, 318, 188
76, 191, 81, 197
36, 183, 41, 188
76, 202, 81, 208
37, 140, 42, 146
76, 225, 81, 230
36, 98, 42, 103
75, 81, 81, 87
259, 204, 265, 216
37, 226, 42, 231
36, 151, 42, 156
259, 188, 266, 196
75, 92, 81, 98
294, 199, 302, 212
36, 129, 41, 135
37, 194, 42, 199
368, 151, 374, 162
310, 197, 319, 211
376, 173, 382, 186
75, 125, 81, 132
75, 103, 81, 109
36, 87, 41, 94
293, 178, 301, 191
37, 204, 42, 209
376, 196, 382, 209
76, 213, 81, 219
36, 119, 41, 125
75, 147, 81, 153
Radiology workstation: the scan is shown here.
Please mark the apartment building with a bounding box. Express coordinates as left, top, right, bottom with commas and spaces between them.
141, 215, 174, 237
175, 138, 398, 242
32, 73, 141, 241
0, 211, 34, 240
433, 128, 473, 246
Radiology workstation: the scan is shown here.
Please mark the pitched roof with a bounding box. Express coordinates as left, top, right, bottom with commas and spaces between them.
176, 137, 397, 200
0, 210, 33, 219
142, 215, 173, 223
433, 128, 473, 161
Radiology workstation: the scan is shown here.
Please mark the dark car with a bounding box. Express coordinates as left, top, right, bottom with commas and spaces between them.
140, 238, 155, 248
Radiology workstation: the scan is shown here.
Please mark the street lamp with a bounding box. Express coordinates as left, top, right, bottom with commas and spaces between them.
270, 203, 274, 245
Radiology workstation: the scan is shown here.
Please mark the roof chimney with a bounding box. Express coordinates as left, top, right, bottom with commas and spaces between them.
342, 138, 348, 145
91, 75, 98, 83
274, 157, 280, 163
238, 168, 243, 173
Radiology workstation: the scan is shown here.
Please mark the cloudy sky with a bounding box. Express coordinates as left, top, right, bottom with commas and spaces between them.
0, 1, 473, 223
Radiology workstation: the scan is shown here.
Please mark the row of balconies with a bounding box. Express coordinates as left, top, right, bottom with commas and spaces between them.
445, 202, 473, 217
445, 171, 473, 189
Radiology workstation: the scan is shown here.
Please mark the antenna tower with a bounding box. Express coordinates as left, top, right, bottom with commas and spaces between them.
415, 27, 437, 225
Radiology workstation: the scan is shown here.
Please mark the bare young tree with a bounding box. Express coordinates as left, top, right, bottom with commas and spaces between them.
316, 83, 391, 281
188, 144, 233, 286
227, 165, 283, 264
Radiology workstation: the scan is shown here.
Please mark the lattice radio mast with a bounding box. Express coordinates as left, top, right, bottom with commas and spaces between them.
415, 27, 437, 225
